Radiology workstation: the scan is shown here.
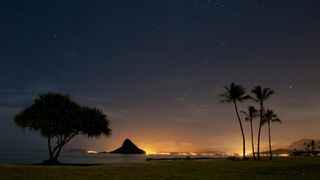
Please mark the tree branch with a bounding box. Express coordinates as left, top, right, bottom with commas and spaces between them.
51, 132, 79, 158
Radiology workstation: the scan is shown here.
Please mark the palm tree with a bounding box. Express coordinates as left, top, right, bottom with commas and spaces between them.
220, 82, 248, 159
241, 106, 258, 160
250, 86, 275, 160
263, 109, 281, 160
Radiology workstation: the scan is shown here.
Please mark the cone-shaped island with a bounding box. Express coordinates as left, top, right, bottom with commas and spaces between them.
109, 138, 146, 154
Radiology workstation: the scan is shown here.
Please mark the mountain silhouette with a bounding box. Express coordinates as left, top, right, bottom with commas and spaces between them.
287, 138, 320, 150
109, 138, 146, 154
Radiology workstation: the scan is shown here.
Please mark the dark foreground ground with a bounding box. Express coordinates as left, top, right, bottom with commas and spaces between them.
0, 157, 320, 179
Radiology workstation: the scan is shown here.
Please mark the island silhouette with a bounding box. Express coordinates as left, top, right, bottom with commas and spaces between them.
109, 138, 146, 154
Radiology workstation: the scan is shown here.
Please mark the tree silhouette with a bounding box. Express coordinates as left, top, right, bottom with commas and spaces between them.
14, 93, 111, 164
241, 106, 258, 160
250, 86, 274, 160
262, 109, 281, 160
220, 82, 249, 159
304, 139, 316, 156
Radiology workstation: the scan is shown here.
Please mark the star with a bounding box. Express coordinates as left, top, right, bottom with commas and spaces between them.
289, 85, 295, 89
221, 42, 227, 47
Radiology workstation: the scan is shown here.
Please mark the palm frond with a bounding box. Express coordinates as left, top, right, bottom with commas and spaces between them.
240, 111, 248, 117
263, 88, 275, 100
219, 82, 247, 103
220, 99, 232, 103
261, 118, 268, 125
243, 95, 252, 100
224, 86, 231, 93
251, 86, 262, 101
219, 93, 230, 99
271, 118, 282, 123
265, 109, 282, 124
240, 111, 250, 122
241, 106, 259, 122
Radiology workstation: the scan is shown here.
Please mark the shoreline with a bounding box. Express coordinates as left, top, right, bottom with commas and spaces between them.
146, 156, 228, 161
0, 156, 301, 166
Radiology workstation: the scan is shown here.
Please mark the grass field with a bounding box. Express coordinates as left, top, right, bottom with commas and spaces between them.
0, 157, 320, 179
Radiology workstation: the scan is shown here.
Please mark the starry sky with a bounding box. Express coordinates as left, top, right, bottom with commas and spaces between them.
0, 0, 320, 153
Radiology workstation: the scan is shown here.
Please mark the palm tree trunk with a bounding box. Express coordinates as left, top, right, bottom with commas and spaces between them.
250, 121, 256, 160
268, 120, 272, 160
257, 104, 263, 160
233, 101, 246, 159
257, 121, 262, 160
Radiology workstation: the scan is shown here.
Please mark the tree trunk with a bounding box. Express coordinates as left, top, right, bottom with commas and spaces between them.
54, 146, 63, 160
233, 101, 246, 159
250, 120, 256, 160
257, 103, 264, 160
44, 136, 60, 165
257, 120, 262, 160
268, 120, 272, 160
48, 137, 53, 160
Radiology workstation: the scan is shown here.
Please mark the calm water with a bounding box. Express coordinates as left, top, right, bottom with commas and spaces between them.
0, 150, 227, 164
0, 150, 146, 164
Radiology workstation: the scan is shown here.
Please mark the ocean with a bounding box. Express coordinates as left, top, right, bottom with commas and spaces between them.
0, 150, 226, 164
0, 150, 146, 164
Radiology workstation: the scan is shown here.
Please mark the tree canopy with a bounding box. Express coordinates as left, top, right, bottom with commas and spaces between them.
14, 93, 111, 164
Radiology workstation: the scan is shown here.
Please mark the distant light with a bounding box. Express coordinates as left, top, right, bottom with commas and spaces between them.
146, 152, 170, 155
87, 150, 98, 154
277, 154, 289, 157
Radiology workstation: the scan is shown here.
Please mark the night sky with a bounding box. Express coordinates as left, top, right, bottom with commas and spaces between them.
1, 0, 320, 153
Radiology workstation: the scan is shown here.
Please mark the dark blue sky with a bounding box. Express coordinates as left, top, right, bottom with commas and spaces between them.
1, 0, 320, 153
